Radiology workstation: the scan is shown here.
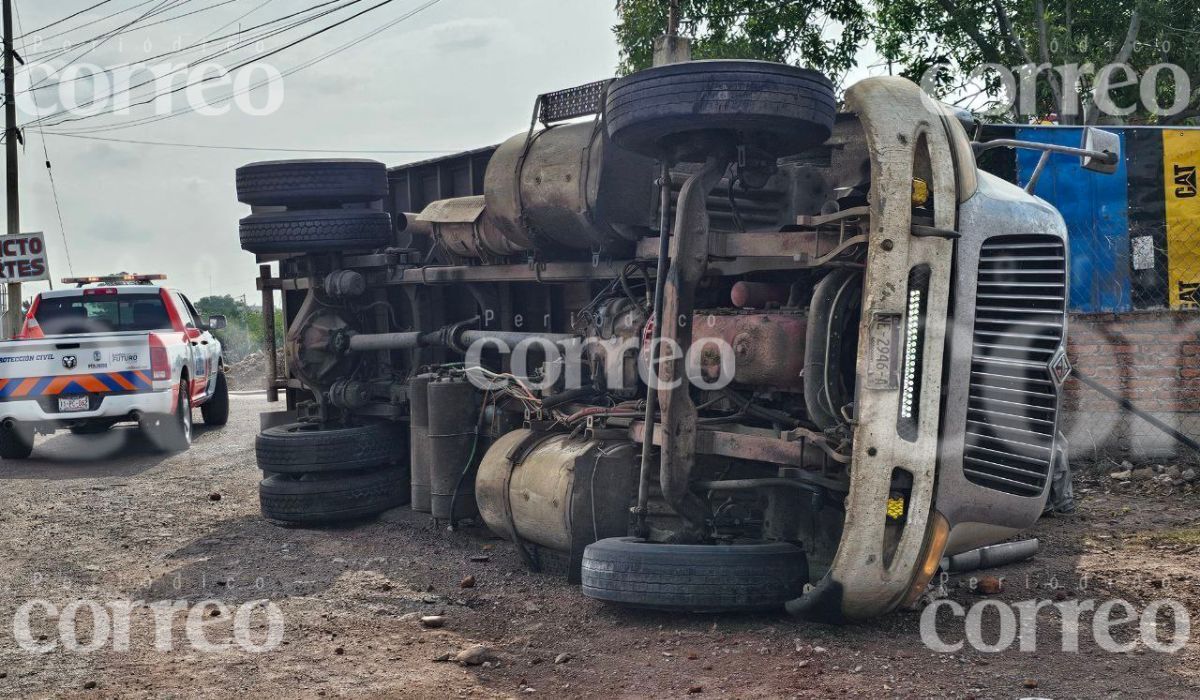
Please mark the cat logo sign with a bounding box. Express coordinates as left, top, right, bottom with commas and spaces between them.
1174, 164, 1197, 198
1163, 132, 1200, 308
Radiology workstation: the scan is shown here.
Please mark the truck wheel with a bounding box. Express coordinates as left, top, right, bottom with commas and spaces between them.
201, 371, 229, 426
258, 467, 409, 525
239, 209, 392, 255
236, 159, 387, 207
0, 422, 34, 459
605, 60, 836, 160
255, 421, 406, 474
142, 386, 192, 452
581, 537, 809, 612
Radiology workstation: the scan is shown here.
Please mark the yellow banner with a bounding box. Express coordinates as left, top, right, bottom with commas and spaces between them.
1164, 130, 1200, 308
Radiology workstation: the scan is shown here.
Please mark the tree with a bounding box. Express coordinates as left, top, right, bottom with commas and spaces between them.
876, 0, 1197, 124
195, 295, 282, 362
614, 0, 1200, 124
613, 0, 871, 84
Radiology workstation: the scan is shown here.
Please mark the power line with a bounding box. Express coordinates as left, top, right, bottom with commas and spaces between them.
18, 0, 347, 96
22, 0, 369, 126
42, 132, 459, 154
22, 0, 172, 56
21, 0, 182, 94
29, 0, 408, 130
42, 0, 443, 135
17, 0, 118, 38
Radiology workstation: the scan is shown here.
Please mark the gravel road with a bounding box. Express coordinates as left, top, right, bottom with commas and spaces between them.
0, 391, 1197, 698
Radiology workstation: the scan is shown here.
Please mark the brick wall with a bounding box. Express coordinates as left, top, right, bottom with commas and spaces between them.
1063, 310, 1200, 459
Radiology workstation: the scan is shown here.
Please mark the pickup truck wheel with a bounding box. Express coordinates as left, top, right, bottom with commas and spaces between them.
201, 371, 229, 426
258, 467, 408, 525
581, 537, 809, 612
142, 387, 192, 452
256, 421, 406, 474
236, 159, 387, 207
605, 60, 836, 160
239, 209, 392, 254
0, 422, 34, 459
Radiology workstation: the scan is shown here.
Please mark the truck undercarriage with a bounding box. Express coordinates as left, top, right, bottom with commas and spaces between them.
239, 63, 1092, 621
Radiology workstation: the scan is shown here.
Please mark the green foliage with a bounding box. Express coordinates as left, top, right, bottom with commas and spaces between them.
614, 1, 1200, 124
613, 0, 870, 81
875, 0, 1198, 123
194, 295, 283, 362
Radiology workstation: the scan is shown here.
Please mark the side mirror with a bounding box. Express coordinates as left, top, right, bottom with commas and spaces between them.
208, 315, 227, 331
1081, 127, 1119, 174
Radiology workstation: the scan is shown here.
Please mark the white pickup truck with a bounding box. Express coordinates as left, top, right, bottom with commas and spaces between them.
0, 274, 228, 458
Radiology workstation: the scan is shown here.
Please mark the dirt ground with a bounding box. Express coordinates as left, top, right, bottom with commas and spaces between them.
1, 392, 1198, 699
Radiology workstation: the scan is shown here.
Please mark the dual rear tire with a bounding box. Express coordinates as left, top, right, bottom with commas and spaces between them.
236, 160, 393, 255
255, 421, 409, 526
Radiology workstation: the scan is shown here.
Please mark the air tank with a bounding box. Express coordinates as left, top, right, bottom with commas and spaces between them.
408, 373, 436, 513
427, 376, 480, 521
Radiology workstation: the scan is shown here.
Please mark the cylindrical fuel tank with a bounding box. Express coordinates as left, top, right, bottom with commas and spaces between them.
483, 121, 658, 254
427, 377, 480, 521
408, 373, 436, 513
476, 430, 638, 569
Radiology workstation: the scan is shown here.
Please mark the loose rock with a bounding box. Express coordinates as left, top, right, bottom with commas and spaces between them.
554, 653, 571, 665
455, 645, 494, 666
977, 576, 1003, 595
1183, 468, 1197, 483
460, 575, 476, 588
421, 615, 446, 628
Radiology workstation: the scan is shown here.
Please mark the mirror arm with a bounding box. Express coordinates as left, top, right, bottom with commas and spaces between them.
972, 138, 1117, 165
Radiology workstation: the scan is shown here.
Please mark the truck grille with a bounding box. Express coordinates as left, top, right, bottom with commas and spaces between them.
964, 234, 1066, 497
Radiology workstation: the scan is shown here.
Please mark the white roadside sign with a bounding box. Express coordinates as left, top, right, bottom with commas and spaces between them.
0, 232, 50, 282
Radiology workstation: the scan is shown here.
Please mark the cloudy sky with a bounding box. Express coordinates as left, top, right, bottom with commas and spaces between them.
5, 0, 880, 304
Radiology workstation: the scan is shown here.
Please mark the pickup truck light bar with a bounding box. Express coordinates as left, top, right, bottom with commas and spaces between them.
62, 273, 167, 287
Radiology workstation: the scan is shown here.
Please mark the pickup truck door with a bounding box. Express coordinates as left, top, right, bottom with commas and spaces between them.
172, 292, 214, 401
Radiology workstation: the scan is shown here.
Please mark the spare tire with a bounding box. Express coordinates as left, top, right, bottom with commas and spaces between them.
256, 421, 407, 475
259, 468, 409, 525
605, 60, 836, 160
581, 537, 809, 612
239, 209, 391, 254
236, 159, 388, 207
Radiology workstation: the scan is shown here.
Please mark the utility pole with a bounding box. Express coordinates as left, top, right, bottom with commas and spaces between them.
2, 0, 19, 339
653, 0, 690, 66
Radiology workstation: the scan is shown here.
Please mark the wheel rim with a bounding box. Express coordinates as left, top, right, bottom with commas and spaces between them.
180, 392, 192, 444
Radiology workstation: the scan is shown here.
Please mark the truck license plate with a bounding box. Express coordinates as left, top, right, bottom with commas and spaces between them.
865, 313, 901, 390
58, 396, 89, 412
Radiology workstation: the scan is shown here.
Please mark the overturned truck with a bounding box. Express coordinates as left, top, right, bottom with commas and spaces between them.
237, 62, 1112, 621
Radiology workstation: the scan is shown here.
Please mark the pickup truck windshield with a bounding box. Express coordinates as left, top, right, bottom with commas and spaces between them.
35, 292, 172, 335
